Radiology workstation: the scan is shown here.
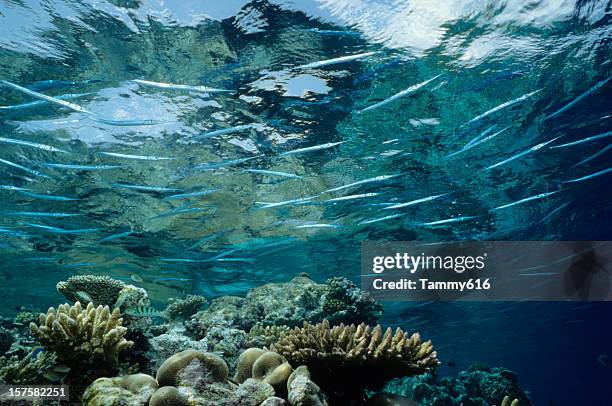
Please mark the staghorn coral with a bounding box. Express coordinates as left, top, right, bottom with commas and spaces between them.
0, 351, 58, 384
165, 295, 208, 321
29, 301, 133, 367
82, 373, 159, 406
57, 275, 125, 306
270, 320, 439, 402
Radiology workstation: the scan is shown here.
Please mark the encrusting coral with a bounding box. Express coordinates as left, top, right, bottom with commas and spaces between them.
270, 320, 439, 402
165, 295, 207, 321
29, 301, 133, 367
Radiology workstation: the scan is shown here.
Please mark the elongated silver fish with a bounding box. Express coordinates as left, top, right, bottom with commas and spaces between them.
420, 216, 480, 226
0, 92, 93, 110
564, 167, 612, 183
0, 80, 91, 114
0, 137, 69, 153
112, 183, 181, 193
258, 195, 317, 209
18, 191, 79, 201
537, 201, 571, 224
195, 156, 258, 170
294, 224, 341, 229
0, 158, 50, 178
323, 174, 400, 193
491, 190, 563, 211
446, 126, 510, 158
357, 74, 442, 113
463, 125, 498, 150
188, 228, 232, 250
0, 185, 29, 191
550, 131, 612, 149
573, 144, 612, 167
6, 211, 81, 218
279, 141, 344, 156
0, 227, 28, 237
296, 52, 376, 69
163, 189, 220, 201
89, 116, 166, 126
98, 230, 133, 243
125, 305, 168, 319
465, 89, 541, 125
243, 169, 303, 179
325, 193, 379, 203
384, 193, 449, 210
193, 124, 254, 141
132, 79, 232, 93
100, 152, 175, 161
44, 163, 121, 170
544, 77, 611, 121
24, 223, 101, 234
483, 135, 563, 171
359, 213, 405, 225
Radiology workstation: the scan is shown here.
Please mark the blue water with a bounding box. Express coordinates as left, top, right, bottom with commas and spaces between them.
1, 1, 611, 404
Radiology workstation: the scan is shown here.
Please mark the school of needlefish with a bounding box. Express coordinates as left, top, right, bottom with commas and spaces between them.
0, 51, 610, 309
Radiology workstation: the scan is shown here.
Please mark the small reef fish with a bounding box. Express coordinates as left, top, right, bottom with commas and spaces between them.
384, 193, 449, 210
324, 193, 379, 203
323, 174, 400, 193
112, 183, 181, 193
359, 213, 405, 225
89, 116, 166, 126
357, 74, 442, 113
0, 185, 29, 191
125, 306, 168, 319
0, 158, 50, 178
0, 92, 93, 110
75, 291, 93, 303
550, 131, 612, 149
132, 79, 232, 93
243, 169, 303, 179
279, 141, 344, 156
544, 77, 611, 121
0, 136, 69, 153
257, 196, 317, 209
563, 167, 612, 184
44, 163, 121, 171
446, 126, 510, 158
294, 224, 341, 229
195, 156, 258, 170
0, 80, 92, 114
573, 144, 612, 167
193, 124, 254, 141
98, 230, 133, 243
6, 211, 81, 218
491, 190, 563, 211
130, 274, 144, 283
24, 223, 101, 234
464, 89, 541, 125
295, 51, 376, 69
100, 152, 175, 161
483, 135, 563, 171
19, 191, 79, 201
420, 216, 480, 226
163, 189, 220, 201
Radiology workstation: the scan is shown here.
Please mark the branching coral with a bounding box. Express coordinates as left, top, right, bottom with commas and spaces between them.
248, 324, 291, 348
29, 302, 133, 367
270, 320, 439, 402
0, 351, 58, 384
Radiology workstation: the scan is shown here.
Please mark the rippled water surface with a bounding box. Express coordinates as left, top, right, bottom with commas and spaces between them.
1, 1, 611, 404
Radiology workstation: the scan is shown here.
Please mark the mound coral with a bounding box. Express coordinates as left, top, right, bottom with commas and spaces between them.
156, 349, 229, 387
82, 373, 159, 406
29, 302, 133, 367
57, 275, 125, 306
235, 348, 293, 397
270, 320, 439, 402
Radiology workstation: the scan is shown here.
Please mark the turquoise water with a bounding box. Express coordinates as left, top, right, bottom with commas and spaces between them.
0, 1, 611, 404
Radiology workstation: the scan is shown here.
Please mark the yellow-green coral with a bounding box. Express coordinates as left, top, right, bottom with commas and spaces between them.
248, 324, 291, 348
29, 302, 133, 366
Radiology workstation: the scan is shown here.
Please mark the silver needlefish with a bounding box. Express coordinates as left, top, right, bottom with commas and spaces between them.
0, 80, 91, 114
0, 137, 69, 153
544, 77, 611, 121
89, 116, 166, 126
193, 124, 254, 141
112, 183, 181, 193
100, 152, 175, 161
98, 230, 133, 243
384, 193, 449, 210
549, 131, 612, 149
0, 227, 29, 237
564, 167, 612, 184
243, 169, 303, 179
0, 92, 93, 110
357, 74, 442, 114
324, 193, 379, 203
6, 211, 81, 218
18, 191, 79, 201
188, 228, 233, 250
483, 135, 563, 171
491, 190, 563, 211
294, 224, 342, 229
323, 174, 400, 193
537, 201, 571, 224
0, 185, 29, 191
573, 144, 612, 167
0, 158, 50, 179
446, 126, 510, 158
420, 216, 480, 226
358, 213, 405, 225
24, 223, 101, 234
257, 195, 317, 209
279, 141, 344, 156
295, 51, 376, 69
463, 125, 497, 150
44, 163, 121, 171
195, 156, 259, 170
132, 79, 232, 93
163, 189, 220, 201
464, 89, 541, 125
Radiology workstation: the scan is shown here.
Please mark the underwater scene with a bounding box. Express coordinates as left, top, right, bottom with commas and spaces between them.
0, 0, 611, 404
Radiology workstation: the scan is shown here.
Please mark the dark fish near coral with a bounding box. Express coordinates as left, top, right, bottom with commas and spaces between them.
125, 306, 168, 319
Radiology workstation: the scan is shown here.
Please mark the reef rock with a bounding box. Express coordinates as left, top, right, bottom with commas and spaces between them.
149, 326, 208, 363
287, 365, 328, 406
82, 373, 158, 406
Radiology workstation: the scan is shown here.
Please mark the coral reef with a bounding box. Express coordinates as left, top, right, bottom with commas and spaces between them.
287, 365, 328, 406
321, 277, 382, 325
29, 302, 133, 368
270, 320, 439, 402
82, 373, 159, 406
235, 349, 293, 397
149, 326, 208, 362
0, 351, 58, 384
56, 275, 149, 309
248, 324, 292, 348
156, 349, 229, 386
165, 295, 207, 321
0, 326, 14, 355
384, 364, 531, 406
